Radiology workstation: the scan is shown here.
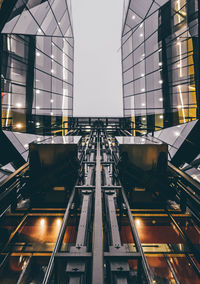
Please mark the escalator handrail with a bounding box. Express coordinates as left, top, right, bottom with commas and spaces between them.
0, 162, 29, 189
168, 162, 200, 194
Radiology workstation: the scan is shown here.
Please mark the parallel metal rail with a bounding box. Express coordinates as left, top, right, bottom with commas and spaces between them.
1, 129, 200, 283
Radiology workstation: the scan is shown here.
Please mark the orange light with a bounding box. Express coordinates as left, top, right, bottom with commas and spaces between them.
56, 219, 62, 226
16, 123, 22, 129
135, 218, 141, 226
40, 218, 45, 226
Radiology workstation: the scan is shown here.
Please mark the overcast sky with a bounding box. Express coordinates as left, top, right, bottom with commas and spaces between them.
71, 0, 124, 117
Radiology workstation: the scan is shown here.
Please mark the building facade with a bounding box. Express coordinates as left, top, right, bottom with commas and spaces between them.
122, 0, 199, 133
0, 0, 73, 134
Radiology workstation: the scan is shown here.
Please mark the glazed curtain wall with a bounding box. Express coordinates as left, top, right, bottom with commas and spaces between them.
0, 0, 73, 133
122, 0, 199, 133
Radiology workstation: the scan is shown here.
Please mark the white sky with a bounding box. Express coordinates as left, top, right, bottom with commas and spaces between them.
71, 0, 124, 117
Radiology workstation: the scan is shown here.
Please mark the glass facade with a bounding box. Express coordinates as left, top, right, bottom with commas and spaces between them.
0, 0, 73, 133
122, 0, 199, 133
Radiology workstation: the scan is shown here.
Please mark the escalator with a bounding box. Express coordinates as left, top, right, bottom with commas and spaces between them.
0, 126, 199, 283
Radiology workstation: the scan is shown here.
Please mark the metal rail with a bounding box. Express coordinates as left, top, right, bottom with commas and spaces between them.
121, 187, 154, 284
168, 162, 200, 194
42, 186, 76, 284
92, 138, 104, 284
1, 128, 200, 283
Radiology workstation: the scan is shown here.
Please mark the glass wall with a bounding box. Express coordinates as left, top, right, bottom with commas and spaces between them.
0, 0, 73, 134
122, 0, 199, 133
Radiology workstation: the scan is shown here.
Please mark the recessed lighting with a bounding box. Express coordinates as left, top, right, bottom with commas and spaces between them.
51, 112, 54, 116
36, 122, 40, 126
159, 62, 162, 66
16, 123, 22, 129
36, 90, 40, 94
142, 117, 146, 121
50, 99, 54, 103
140, 33, 143, 37
37, 137, 41, 141
174, 131, 180, 136
141, 73, 145, 77
51, 69, 54, 73
24, 144, 28, 148
159, 80, 163, 84
141, 103, 145, 107
51, 54, 54, 58
135, 218, 141, 226
141, 88, 145, 92
16, 103, 22, 108
140, 23, 143, 28
159, 98, 163, 102
132, 15, 136, 20
38, 28, 42, 33
36, 106, 40, 109
40, 219, 45, 226
159, 115, 163, 119
36, 52, 40, 56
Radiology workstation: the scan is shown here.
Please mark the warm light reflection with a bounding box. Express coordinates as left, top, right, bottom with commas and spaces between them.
177, 0, 181, 24
40, 218, 45, 226
56, 218, 62, 226
16, 123, 22, 129
135, 218, 141, 227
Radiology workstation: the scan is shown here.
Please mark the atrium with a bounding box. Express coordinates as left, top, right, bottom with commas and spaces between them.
0, 1, 200, 283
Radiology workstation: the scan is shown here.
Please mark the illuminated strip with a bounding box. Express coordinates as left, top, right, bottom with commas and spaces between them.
6, 93, 11, 127
178, 85, 186, 123
177, 41, 182, 77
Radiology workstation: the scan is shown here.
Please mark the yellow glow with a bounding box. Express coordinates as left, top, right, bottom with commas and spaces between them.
40, 219, 45, 226
16, 123, 23, 129
56, 219, 62, 226
135, 218, 141, 226
177, 0, 181, 23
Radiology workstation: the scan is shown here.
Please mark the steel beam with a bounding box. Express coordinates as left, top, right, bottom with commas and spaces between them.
42, 186, 76, 284
92, 139, 104, 284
